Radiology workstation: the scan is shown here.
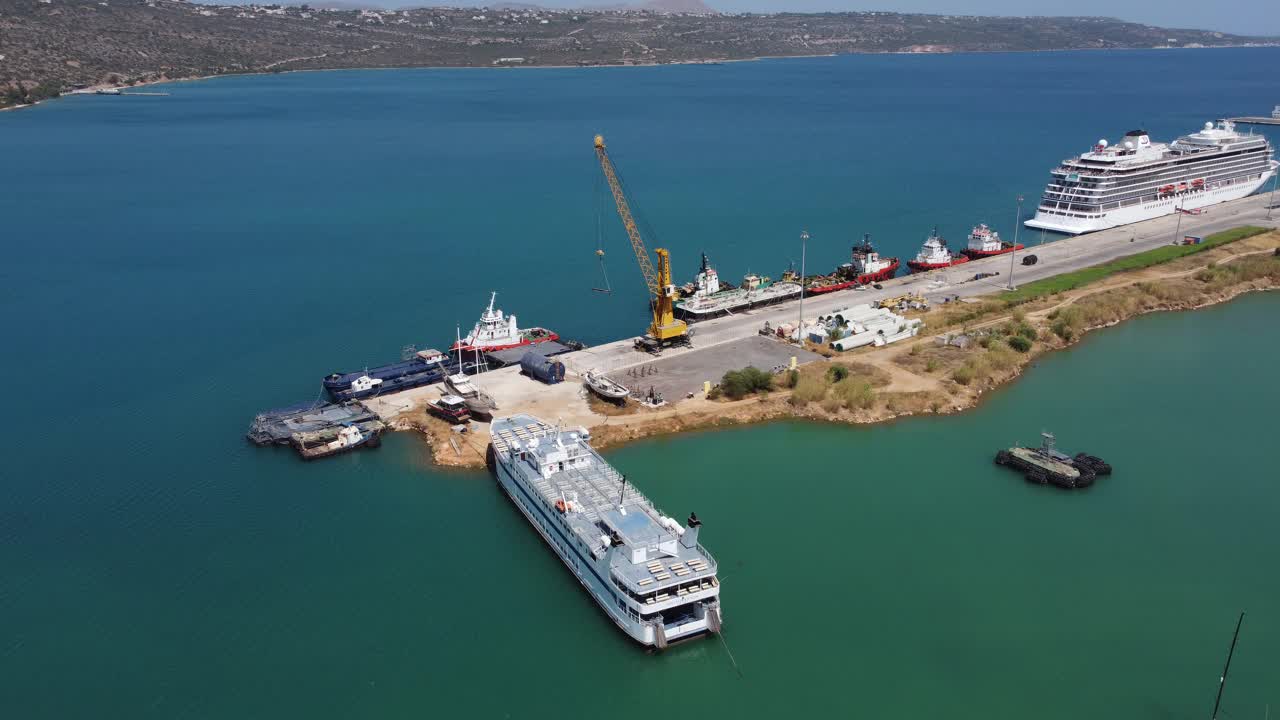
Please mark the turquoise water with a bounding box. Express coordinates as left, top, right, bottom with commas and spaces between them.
2, 49, 1278, 717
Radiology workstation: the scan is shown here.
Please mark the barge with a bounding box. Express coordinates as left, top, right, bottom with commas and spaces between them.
674, 254, 802, 321
324, 348, 454, 400
994, 432, 1111, 489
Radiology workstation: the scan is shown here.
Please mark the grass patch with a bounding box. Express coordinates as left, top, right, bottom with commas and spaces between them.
789, 375, 828, 407
1001, 226, 1268, 306
833, 377, 876, 410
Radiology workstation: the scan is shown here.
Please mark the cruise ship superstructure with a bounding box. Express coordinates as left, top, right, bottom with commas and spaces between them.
488, 415, 722, 648
1026, 120, 1276, 235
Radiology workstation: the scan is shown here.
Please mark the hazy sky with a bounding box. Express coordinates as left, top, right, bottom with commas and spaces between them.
557, 1, 1279, 37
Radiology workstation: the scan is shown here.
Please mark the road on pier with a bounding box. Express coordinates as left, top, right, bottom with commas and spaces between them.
563, 192, 1280, 375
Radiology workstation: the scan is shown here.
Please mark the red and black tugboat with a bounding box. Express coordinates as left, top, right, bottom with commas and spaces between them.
907, 226, 970, 273
960, 223, 1024, 259
784, 233, 899, 294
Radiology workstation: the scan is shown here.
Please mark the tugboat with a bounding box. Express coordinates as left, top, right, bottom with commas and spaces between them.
994, 432, 1112, 489
907, 227, 970, 273
782, 233, 899, 294
961, 223, 1024, 259
293, 423, 381, 460
675, 253, 802, 321
841, 233, 900, 285
584, 370, 630, 404
451, 292, 559, 353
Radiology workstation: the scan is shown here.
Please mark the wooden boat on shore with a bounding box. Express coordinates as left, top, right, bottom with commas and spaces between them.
584, 371, 629, 404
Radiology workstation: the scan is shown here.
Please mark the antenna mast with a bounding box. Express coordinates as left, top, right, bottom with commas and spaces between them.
1211, 611, 1246, 720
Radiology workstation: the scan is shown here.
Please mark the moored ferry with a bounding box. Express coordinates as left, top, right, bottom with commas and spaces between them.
1026, 120, 1277, 235
961, 223, 1023, 259
906, 227, 970, 273
488, 415, 722, 648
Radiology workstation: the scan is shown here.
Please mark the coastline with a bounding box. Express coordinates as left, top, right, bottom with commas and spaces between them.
5, 42, 1275, 114
405, 230, 1280, 470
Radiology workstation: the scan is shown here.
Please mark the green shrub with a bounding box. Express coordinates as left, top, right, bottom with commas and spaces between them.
720, 367, 774, 400
785, 369, 800, 389
925, 358, 940, 373
826, 365, 850, 383
952, 365, 975, 386
1007, 335, 1032, 353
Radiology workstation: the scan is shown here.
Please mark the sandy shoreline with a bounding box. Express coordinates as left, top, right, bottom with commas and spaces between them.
6, 42, 1274, 114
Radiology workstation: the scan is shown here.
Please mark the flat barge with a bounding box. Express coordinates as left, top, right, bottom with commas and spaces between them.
994, 432, 1112, 489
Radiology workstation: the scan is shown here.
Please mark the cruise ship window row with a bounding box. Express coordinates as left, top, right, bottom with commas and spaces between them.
1048, 153, 1271, 197
1041, 172, 1265, 214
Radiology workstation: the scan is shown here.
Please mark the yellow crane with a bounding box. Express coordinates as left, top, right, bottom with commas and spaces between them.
593, 134, 689, 349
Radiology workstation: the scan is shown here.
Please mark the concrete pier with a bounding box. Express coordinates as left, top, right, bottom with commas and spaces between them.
365, 192, 1279, 453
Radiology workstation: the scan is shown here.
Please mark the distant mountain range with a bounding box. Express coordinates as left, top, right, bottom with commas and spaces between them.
3, 0, 1275, 109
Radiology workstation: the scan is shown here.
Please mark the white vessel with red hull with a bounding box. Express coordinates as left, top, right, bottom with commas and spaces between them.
961, 223, 1023, 259
450, 292, 559, 353
906, 227, 970, 273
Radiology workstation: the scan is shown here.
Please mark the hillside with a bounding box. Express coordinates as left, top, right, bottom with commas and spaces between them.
1, 0, 1273, 109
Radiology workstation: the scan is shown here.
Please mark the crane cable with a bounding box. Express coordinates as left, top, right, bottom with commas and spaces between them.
592, 166, 612, 294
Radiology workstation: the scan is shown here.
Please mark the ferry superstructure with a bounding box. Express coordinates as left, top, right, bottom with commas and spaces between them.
1026, 120, 1276, 235
488, 415, 722, 648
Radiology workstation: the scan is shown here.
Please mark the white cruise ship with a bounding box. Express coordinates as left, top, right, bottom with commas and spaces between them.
1026, 120, 1276, 235
488, 415, 722, 648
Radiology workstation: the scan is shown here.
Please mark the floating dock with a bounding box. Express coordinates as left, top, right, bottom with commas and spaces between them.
1229, 116, 1280, 126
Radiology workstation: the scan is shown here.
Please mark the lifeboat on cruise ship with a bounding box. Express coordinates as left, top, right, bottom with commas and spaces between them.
1192, 178, 1205, 188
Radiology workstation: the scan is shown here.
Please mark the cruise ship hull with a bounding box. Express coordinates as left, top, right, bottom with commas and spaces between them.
490, 451, 718, 647
1026, 168, 1274, 235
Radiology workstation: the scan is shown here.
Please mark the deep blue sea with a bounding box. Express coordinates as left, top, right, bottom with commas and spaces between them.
2, 48, 1278, 718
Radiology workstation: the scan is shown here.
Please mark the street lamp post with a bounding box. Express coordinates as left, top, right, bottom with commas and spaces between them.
1267, 167, 1278, 220
1173, 197, 1184, 246
797, 229, 808, 344
1008, 195, 1023, 290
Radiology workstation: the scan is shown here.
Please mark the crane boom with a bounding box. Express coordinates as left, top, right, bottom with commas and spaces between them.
593, 134, 687, 346
594, 135, 659, 295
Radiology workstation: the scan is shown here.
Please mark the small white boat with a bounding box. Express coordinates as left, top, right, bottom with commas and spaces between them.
584, 371, 629, 404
